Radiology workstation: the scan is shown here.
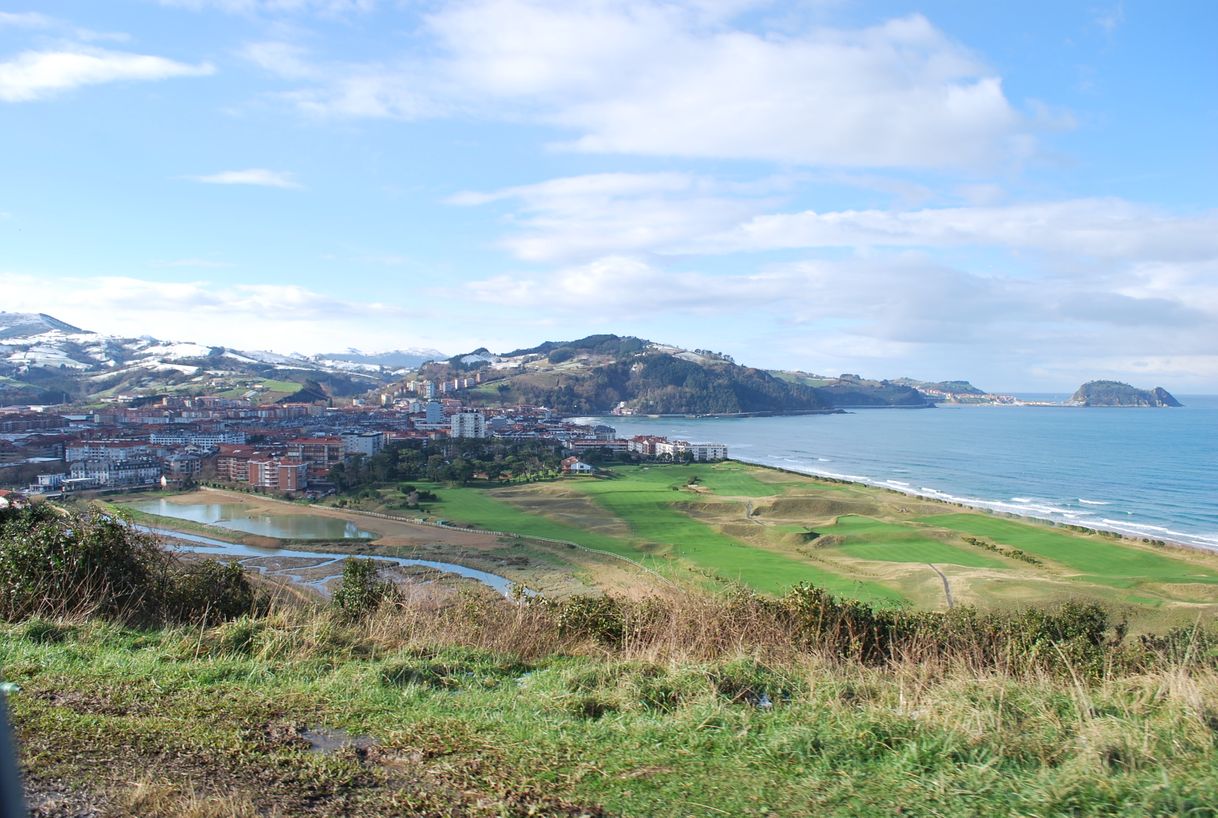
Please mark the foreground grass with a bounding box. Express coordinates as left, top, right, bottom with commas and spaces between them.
5, 606, 1218, 817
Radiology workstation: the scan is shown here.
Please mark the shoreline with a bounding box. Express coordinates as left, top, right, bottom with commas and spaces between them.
730, 456, 1216, 556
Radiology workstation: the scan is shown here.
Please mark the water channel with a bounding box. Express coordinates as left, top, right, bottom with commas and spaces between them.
141, 526, 517, 597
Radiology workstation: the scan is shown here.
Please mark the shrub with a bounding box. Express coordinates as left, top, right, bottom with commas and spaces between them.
332, 558, 394, 620
0, 505, 259, 627
556, 595, 626, 646
163, 559, 258, 626
0, 504, 165, 622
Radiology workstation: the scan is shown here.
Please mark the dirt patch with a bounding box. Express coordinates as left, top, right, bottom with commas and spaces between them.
23, 776, 107, 818
492, 486, 632, 537
760, 495, 882, 521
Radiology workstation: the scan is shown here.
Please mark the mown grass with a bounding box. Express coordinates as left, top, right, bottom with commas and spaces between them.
821, 515, 1008, 569
5, 608, 1218, 818
922, 514, 1218, 584
567, 470, 902, 602
338, 463, 1218, 613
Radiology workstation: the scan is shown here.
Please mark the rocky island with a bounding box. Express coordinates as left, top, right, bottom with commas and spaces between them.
1070, 380, 1182, 407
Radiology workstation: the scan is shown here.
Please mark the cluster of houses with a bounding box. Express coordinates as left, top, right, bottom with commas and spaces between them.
1, 395, 728, 497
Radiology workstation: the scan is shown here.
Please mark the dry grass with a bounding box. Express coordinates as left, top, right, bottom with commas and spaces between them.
116, 777, 277, 818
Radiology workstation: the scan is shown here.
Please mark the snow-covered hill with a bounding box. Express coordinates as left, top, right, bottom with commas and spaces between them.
0, 312, 446, 405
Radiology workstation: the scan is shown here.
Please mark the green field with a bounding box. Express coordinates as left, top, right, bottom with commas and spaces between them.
355, 462, 1218, 619
922, 514, 1218, 583
822, 515, 1008, 568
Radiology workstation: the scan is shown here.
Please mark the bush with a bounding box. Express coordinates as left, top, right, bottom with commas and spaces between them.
163, 559, 258, 626
0, 504, 165, 622
556, 595, 626, 646
332, 558, 394, 620
0, 504, 259, 626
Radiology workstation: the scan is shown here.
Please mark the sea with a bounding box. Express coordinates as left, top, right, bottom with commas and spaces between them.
577, 395, 1218, 551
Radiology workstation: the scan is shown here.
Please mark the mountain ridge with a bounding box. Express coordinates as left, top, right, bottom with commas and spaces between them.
424, 334, 932, 415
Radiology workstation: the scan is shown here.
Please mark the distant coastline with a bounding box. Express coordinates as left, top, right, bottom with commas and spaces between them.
581, 401, 1218, 554
729, 456, 1200, 555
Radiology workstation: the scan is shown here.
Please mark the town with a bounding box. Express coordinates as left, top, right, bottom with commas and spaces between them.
0, 384, 728, 502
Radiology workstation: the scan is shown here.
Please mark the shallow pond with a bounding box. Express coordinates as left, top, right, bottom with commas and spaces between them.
129, 499, 377, 540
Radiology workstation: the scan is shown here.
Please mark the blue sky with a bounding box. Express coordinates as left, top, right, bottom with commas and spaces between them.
2, 0, 1215, 391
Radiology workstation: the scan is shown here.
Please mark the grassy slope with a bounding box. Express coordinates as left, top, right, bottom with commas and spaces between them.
823, 515, 1009, 569
568, 468, 902, 602
922, 514, 1218, 584
6, 618, 1218, 818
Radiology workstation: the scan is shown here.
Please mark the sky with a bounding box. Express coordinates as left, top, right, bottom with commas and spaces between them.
1, 0, 1215, 391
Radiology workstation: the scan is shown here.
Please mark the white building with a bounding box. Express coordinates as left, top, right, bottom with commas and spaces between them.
69, 458, 161, 488
450, 412, 488, 439
341, 431, 385, 457
65, 441, 153, 463
654, 440, 728, 462
150, 430, 246, 448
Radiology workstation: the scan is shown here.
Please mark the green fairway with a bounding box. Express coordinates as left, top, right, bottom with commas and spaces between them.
419, 468, 903, 602
822, 515, 1008, 568
680, 464, 786, 497
415, 482, 645, 560
307, 462, 1218, 615
566, 470, 904, 602
921, 514, 1218, 584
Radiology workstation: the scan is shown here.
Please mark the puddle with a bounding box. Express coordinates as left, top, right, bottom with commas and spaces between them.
300, 726, 376, 755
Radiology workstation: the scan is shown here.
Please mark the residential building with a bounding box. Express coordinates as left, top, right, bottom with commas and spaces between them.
248, 457, 308, 492
567, 439, 630, 453
654, 440, 728, 462
341, 431, 384, 457
285, 437, 344, 480
450, 412, 488, 439
65, 441, 153, 463
69, 458, 161, 488
561, 456, 594, 474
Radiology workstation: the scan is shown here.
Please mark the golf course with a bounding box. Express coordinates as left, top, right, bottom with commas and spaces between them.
288, 461, 1218, 624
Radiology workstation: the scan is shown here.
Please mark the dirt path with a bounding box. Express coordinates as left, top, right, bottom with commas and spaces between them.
927, 563, 954, 609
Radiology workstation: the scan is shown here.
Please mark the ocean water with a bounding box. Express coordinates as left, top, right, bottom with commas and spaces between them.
580, 395, 1218, 551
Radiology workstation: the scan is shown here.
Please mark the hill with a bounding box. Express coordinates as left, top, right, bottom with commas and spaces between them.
0, 311, 408, 407
430, 336, 931, 414
1070, 380, 1182, 407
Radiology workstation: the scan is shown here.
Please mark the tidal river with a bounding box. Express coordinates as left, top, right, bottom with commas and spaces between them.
143, 526, 517, 597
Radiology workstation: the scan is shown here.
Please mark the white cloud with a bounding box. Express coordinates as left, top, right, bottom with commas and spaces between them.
0, 12, 56, 28
185, 168, 303, 189
707, 199, 1218, 263
0, 47, 213, 102
462, 249, 1218, 376
239, 41, 319, 79
451, 172, 780, 262
151, 258, 235, 269
0, 274, 420, 353
1094, 3, 1125, 34
260, 2, 1031, 169
450, 168, 1218, 271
